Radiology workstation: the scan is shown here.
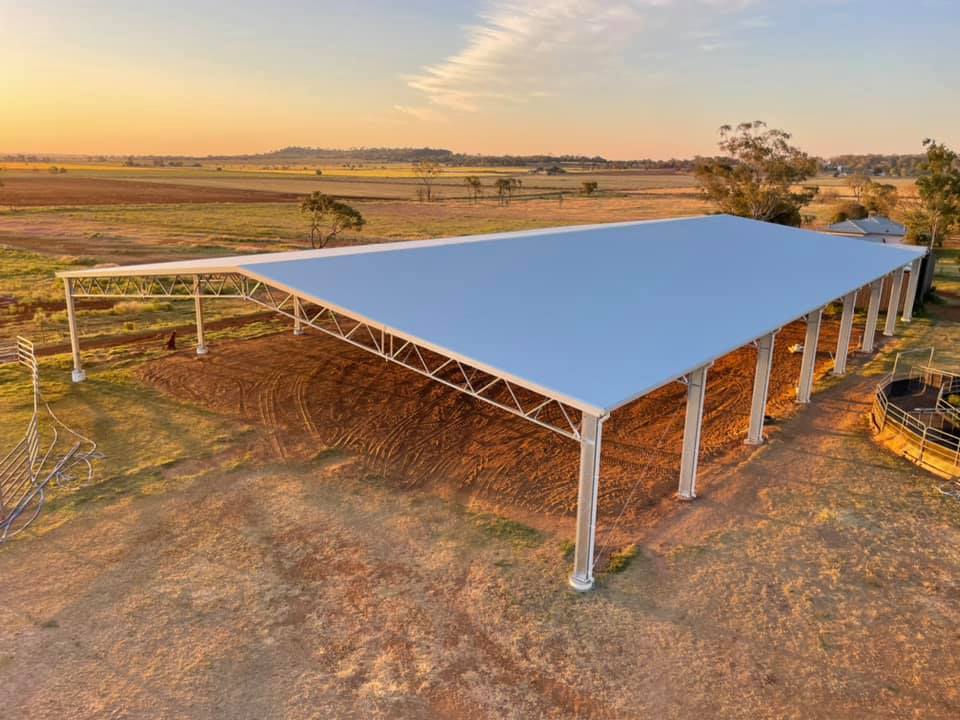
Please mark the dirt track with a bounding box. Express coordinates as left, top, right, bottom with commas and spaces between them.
138, 317, 845, 526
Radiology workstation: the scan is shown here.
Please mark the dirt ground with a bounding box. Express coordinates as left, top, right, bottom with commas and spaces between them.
1, 319, 958, 719
0, 176, 299, 205
135, 317, 845, 535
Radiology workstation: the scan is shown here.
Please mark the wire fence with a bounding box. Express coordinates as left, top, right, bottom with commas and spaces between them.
0, 336, 101, 541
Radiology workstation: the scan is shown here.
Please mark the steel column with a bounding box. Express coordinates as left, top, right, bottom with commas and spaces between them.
63, 279, 86, 382
746, 332, 776, 445
193, 276, 208, 355
293, 295, 304, 336
883, 269, 904, 337
833, 290, 858, 376
901, 258, 922, 322
569, 413, 603, 592
797, 308, 822, 404
678, 364, 709, 499
861, 279, 883, 353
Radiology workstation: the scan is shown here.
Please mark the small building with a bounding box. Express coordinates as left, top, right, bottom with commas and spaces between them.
827, 216, 906, 245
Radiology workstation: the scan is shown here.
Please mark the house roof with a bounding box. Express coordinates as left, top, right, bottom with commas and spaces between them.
827, 216, 906, 236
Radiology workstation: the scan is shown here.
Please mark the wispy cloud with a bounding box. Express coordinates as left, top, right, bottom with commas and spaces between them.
393, 104, 446, 122
400, 0, 760, 116
740, 14, 774, 28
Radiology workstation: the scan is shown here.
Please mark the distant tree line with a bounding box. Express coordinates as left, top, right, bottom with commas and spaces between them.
3, 147, 933, 177
822, 154, 927, 177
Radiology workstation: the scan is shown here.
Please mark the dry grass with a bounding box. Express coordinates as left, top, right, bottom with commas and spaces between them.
0, 320, 959, 717
0, 165, 958, 718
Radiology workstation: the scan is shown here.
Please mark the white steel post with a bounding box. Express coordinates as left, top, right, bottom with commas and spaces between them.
901, 258, 922, 322
797, 308, 822, 404
833, 290, 858, 376
193, 276, 208, 355
569, 413, 603, 592
861, 279, 883, 353
746, 332, 776, 445
293, 295, 304, 336
63, 278, 86, 382
883, 269, 904, 337
677, 364, 709, 499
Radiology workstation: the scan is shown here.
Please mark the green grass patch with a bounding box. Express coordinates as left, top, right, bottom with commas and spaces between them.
471, 512, 542, 547
605, 543, 639, 574
0, 355, 243, 539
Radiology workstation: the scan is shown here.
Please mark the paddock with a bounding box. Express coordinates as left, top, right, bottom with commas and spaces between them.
57, 214, 926, 590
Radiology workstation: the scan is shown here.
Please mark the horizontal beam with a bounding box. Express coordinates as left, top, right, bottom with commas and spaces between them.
69, 273, 246, 299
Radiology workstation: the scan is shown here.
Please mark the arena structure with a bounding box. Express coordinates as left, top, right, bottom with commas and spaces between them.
57, 215, 926, 590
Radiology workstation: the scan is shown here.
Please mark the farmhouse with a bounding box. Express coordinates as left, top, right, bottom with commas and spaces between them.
57, 215, 925, 591
827, 215, 907, 244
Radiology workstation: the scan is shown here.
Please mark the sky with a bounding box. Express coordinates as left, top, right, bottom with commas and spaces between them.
2, 0, 958, 159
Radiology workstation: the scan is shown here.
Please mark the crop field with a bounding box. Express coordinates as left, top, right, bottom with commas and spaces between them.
1, 165, 959, 718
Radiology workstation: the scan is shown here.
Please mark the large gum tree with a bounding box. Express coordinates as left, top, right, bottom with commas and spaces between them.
695, 121, 819, 227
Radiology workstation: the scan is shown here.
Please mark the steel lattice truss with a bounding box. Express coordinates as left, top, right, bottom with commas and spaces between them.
70, 274, 246, 298
70, 273, 585, 439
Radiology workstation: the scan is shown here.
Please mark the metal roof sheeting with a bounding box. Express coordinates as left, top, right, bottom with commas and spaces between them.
59, 215, 925, 413
827, 216, 907, 236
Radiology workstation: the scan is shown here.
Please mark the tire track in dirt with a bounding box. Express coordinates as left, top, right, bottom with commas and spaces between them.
256, 370, 288, 459
137, 316, 847, 524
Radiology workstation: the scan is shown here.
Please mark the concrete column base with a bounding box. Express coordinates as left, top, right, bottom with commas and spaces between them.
71, 368, 86, 383
196, 346, 208, 356
568, 574, 594, 592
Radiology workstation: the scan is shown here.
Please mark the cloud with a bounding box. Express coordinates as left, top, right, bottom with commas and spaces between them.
740, 14, 774, 28
401, 0, 760, 114
393, 105, 446, 122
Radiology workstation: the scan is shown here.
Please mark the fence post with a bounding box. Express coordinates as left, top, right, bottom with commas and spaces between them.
919, 426, 928, 463
879, 381, 889, 430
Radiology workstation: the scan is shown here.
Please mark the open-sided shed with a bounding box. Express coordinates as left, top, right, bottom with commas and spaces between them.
58, 215, 926, 589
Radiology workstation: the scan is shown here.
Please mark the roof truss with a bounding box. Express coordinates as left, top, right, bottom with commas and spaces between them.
69, 272, 584, 440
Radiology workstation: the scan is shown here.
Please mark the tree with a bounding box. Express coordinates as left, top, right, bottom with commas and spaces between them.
580, 181, 599, 195
829, 201, 868, 224
300, 192, 365, 249
846, 174, 871, 202
412, 160, 442, 202
494, 177, 521, 206
861, 181, 898, 215
463, 176, 483, 204
908, 139, 960, 250
694, 121, 818, 226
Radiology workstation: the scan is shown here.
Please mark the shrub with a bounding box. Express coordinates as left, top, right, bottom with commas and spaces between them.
830, 202, 868, 224
111, 300, 172, 315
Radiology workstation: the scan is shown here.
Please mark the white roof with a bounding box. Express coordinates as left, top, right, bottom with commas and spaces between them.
61, 215, 925, 415
827, 216, 906, 236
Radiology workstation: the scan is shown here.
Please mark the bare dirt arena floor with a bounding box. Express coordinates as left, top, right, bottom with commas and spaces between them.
136, 317, 843, 534
2, 320, 959, 718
